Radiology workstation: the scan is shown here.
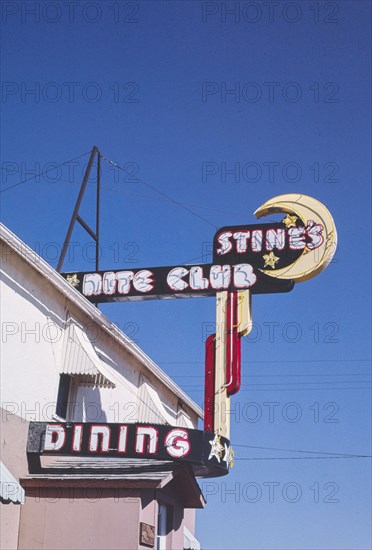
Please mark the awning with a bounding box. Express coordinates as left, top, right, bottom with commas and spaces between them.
60, 322, 116, 388
139, 376, 193, 428
0, 462, 25, 504
22, 459, 205, 508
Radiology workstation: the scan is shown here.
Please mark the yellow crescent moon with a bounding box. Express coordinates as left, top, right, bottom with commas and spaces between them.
254, 194, 337, 282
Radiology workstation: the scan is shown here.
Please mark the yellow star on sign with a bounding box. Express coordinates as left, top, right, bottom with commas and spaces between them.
263, 251, 280, 269
282, 214, 298, 228
223, 444, 235, 469
208, 434, 224, 463
66, 274, 80, 287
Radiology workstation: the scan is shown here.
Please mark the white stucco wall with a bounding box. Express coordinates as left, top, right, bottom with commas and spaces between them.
1, 244, 65, 422
0, 238, 199, 428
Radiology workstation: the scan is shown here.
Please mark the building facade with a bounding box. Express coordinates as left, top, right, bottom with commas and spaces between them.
0, 223, 205, 550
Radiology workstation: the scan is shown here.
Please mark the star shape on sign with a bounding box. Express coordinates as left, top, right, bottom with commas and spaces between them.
66, 274, 80, 287
223, 443, 235, 469
208, 434, 224, 463
263, 251, 280, 269
282, 214, 298, 228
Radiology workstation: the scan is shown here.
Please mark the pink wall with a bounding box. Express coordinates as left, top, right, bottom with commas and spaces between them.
18, 485, 196, 550
1, 410, 29, 479
0, 410, 29, 549
0, 503, 21, 550
19, 488, 141, 550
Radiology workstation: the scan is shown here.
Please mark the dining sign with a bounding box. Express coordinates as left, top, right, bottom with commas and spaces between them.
27, 422, 232, 477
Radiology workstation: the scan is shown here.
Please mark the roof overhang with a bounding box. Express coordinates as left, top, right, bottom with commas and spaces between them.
21, 459, 205, 509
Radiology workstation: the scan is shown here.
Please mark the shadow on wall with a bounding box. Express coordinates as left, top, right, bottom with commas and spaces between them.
70, 386, 107, 423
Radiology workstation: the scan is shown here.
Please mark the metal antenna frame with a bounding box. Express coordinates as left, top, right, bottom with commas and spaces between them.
57, 145, 101, 273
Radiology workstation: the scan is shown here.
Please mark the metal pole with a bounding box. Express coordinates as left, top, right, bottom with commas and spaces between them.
57, 146, 98, 272
96, 151, 101, 273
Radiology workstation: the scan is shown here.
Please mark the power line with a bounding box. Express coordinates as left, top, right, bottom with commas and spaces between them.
246, 388, 370, 391
0, 151, 91, 193
0, 167, 252, 219
159, 359, 371, 364
91, 180, 249, 218
101, 154, 218, 229
181, 379, 371, 385
179, 380, 372, 390
235, 455, 372, 461
173, 372, 370, 384
185, 387, 371, 392
233, 444, 369, 457
180, 254, 212, 264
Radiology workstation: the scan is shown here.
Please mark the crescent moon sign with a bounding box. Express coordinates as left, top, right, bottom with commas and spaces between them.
254, 194, 337, 283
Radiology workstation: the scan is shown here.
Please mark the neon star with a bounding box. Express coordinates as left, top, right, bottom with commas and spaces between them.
223, 444, 235, 468
282, 214, 298, 228
208, 434, 224, 463
263, 251, 280, 269
66, 274, 80, 287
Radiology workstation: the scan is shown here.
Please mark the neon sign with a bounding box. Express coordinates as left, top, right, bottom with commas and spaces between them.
27, 422, 232, 477
61, 194, 337, 453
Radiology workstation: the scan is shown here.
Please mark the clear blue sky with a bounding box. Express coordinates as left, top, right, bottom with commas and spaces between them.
1, 1, 371, 548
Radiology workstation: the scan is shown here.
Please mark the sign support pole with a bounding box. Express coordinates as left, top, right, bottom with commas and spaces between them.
214, 291, 230, 440
96, 150, 101, 273
56, 145, 101, 273
213, 289, 252, 439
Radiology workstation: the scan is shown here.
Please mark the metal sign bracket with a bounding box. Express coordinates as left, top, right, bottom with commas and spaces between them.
56, 146, 101, 274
